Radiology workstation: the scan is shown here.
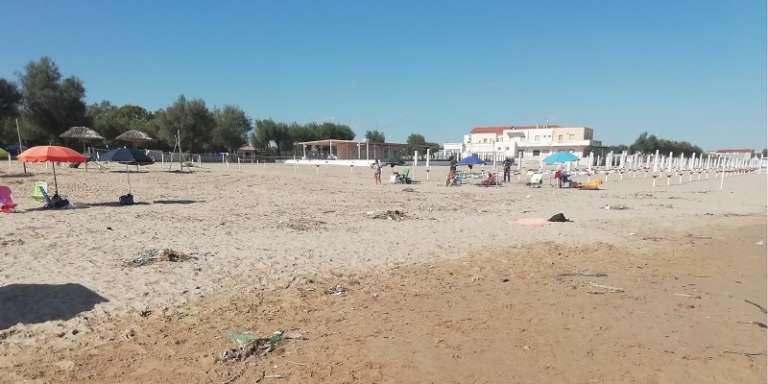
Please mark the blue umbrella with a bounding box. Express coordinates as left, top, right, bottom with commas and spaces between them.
458, 154, 486, 165
100, 148, 154, 165
100, 148, 154, 194
543, 151, 579, 164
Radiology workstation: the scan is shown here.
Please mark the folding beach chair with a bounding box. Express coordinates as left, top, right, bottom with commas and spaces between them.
396, 168, 412, 184
32, 181, 48, 202
526, 173, 543, 187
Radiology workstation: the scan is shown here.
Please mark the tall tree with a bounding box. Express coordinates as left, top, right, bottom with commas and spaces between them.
212, 105, 251, 152
151, 95, 215, 152
365, 130, 385, 143
19, 57, 88, 143
0, 79, 21, 117
88, 102, 154, 141
86, 101, 119, 139
629, 132, 702, 155
406, 133, 426, 145
252, 119, 290, 153
0, 79, 22, 144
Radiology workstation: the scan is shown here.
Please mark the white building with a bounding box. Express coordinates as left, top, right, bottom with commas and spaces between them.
442, 124, 602, 161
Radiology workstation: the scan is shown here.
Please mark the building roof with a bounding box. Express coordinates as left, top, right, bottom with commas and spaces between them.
470, 125, 561, 135
716, 148, 753, 153
238, 144, 257, 152
299, 139, 359, 146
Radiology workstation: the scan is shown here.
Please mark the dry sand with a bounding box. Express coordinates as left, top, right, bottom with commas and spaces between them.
0, 162, 766, 383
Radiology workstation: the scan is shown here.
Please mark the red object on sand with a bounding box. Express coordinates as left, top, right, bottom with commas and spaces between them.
17, 145, 87, 163
0, 186, 16, 213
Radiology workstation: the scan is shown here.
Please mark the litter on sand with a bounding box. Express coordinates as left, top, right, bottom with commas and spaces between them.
673, 293, 702, 299
220, 330, 284, 362
557, 271, 607, 278
587, 283, 624, 294
603, 204, 630, 210
125, 248, 196, 267
327, 285, 346, 296
368, 210, 407, 221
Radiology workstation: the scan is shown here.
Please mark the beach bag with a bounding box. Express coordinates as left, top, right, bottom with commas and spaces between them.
548, 213, 571, 222
119, 194, 135, 206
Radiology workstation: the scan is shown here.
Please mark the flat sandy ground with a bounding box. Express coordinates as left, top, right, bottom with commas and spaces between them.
0, 162, 766, 383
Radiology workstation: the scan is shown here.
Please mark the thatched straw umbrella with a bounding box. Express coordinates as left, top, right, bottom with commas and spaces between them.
60, 126, 104, 170
115, 129, 153, 147
115, 129, 154, 170
60, 126, 104, 150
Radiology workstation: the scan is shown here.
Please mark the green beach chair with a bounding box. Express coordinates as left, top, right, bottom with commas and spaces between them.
396, 168, 412, 184
32, 182, 48, 202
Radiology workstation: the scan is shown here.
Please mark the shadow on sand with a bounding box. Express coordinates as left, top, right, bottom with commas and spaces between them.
0, 173, 35, 178
0, 283, 108, 330
152, 199, 204, 205
81, 201, 151, 208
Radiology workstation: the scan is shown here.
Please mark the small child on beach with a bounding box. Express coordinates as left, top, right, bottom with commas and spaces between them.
371, 159, 383, 185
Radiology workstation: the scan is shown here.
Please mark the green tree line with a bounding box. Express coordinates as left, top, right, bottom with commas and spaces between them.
607, 132, 704, 156
250, 119, 356, 154
0, 57, 441, 155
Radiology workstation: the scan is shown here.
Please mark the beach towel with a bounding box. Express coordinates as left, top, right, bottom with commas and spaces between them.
513, 218, 549, 227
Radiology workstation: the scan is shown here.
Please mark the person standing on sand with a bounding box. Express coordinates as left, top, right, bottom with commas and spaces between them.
503, 157, 512, 183
371, 159, 383, 184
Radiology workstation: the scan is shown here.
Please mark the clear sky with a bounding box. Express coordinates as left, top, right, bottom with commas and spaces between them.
1, 0, 765, 148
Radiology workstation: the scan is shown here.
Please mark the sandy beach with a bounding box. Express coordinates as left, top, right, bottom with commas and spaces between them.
0, 162, 766, 383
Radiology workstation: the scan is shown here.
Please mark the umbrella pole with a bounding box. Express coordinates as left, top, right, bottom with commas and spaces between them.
52, 162, 59, 195
126, 164, 131, 194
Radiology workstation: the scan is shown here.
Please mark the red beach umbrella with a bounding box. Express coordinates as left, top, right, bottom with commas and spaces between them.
17, 145, 87, 194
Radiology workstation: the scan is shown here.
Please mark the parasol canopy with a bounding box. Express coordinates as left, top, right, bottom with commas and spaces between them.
543, 151, 579, 164
60, 126, 104, 141
458, 154, 486, 165
115, 129, 153, 144
17, 146, 87, 194
0, 147, 8, 158
17, 146, 87, 163
100, 148, 154, 195
100, 148, 154, 165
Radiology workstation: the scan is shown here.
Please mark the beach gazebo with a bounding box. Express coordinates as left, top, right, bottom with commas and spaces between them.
237, 144, 257, 162
115, 129, 153, 147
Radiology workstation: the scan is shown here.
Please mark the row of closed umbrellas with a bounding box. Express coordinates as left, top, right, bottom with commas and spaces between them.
16, 145, 153, 197
452, 152, 579, 166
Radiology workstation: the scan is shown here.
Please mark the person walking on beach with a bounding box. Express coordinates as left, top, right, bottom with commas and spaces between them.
503, 157, 512, 183
371, 159, 383, 184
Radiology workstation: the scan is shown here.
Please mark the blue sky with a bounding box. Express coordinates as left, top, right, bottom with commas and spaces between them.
1, 0, 765, 148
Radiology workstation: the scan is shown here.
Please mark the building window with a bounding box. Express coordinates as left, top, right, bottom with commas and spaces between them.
558, 134, 563, 142
534, 135, 540, 141
505, 146, 509, 151
568, 133, 575, 141
533, 150, 541, 157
